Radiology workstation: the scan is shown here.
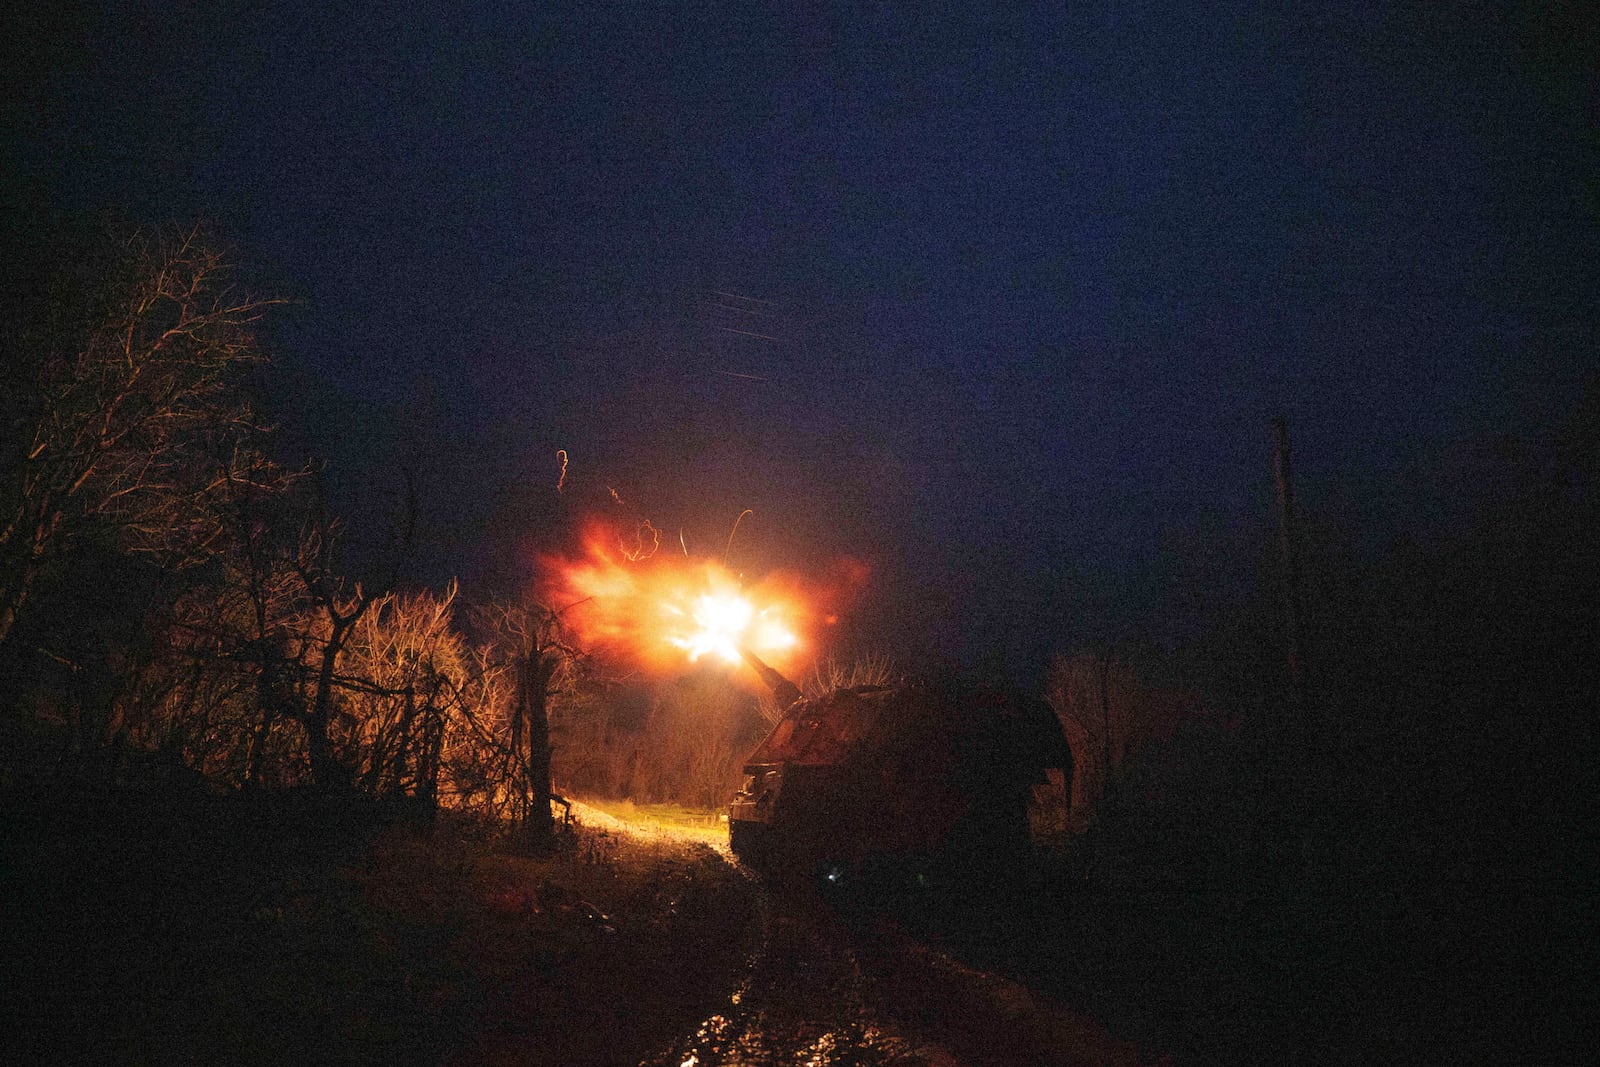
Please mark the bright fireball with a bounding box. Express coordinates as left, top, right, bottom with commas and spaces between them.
668, 591, 798, 664
539, 519, 829, 676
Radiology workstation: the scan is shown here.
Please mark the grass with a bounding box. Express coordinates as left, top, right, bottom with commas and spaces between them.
571, 795, 730, 844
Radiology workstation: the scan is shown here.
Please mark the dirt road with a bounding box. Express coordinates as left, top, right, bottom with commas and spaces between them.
10, 795, 1576, 1063
577, 802, 1147, 1067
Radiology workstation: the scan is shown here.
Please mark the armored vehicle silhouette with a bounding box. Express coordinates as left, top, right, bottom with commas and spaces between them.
728, 656, 1070, 883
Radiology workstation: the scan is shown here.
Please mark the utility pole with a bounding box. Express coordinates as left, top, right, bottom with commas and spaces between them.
1272, 416, 1316, 878
1272, 417, 1308, 723
1098, 644, 1114, 797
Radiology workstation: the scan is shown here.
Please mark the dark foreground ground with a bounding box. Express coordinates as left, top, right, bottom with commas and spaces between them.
2, 792, 757, 1065
875, 866, 1593, 1065
3, 792, 1590, 1065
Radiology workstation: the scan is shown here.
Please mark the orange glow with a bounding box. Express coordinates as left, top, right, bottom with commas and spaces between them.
539, 518, 862, 677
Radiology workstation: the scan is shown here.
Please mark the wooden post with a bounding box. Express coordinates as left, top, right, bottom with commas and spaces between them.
1272, 416, 1316, 878
1098, 645, 1114, 789
1272, 417, 1308, 723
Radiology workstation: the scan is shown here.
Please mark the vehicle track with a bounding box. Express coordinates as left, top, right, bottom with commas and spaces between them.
574, 802, 1143, 1066
640, 857, 1141, 1066
641, 875, 954, 1067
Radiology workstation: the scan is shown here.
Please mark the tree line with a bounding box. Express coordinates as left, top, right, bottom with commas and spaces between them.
6, 218, 1593, 884
1039, 389, 1600, 889
0, 221, 585, 846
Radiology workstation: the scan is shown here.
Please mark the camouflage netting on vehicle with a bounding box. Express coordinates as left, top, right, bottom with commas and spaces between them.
730, 678, 1071, 880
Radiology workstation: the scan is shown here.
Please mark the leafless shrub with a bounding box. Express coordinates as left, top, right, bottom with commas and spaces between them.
752, 652, 900, 725
1045, 650, 1213, 832
552, 669, 762, 810
804, 651, 899, 696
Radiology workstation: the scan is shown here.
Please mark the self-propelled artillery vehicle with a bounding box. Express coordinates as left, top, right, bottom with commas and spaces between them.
728, 652, 1071, 884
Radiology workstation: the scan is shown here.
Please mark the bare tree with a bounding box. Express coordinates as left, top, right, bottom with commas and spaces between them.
479, 603, 583, 849
141, 460, 414, 795
0, 223, 281, 651
284, 480, 415, 792
118, 441, 308, 787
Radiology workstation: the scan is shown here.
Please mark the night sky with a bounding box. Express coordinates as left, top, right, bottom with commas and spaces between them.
6, 1, 1597, 680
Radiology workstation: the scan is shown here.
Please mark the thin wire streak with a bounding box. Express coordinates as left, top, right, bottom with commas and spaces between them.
555, 449, 568, 494
716, 326, 786, 342
725, 509, 753, 564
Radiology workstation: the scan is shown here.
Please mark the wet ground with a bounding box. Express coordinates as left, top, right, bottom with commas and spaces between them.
12, 795, 1575, 1064
621, 809, 1589, 1067
581, 800, 929, 1065
590, 800, 1149, 1067
641, 883, 1153, 1067
643, 884, 920, 1067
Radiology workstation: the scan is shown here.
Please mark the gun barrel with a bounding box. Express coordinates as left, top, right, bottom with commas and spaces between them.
738, 646, 802, 709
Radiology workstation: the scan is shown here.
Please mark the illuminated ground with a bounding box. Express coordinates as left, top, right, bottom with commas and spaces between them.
569, 796, 732, 852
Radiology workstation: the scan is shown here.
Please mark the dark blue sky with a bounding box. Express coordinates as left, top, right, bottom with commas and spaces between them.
7, 1, 1597, 678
